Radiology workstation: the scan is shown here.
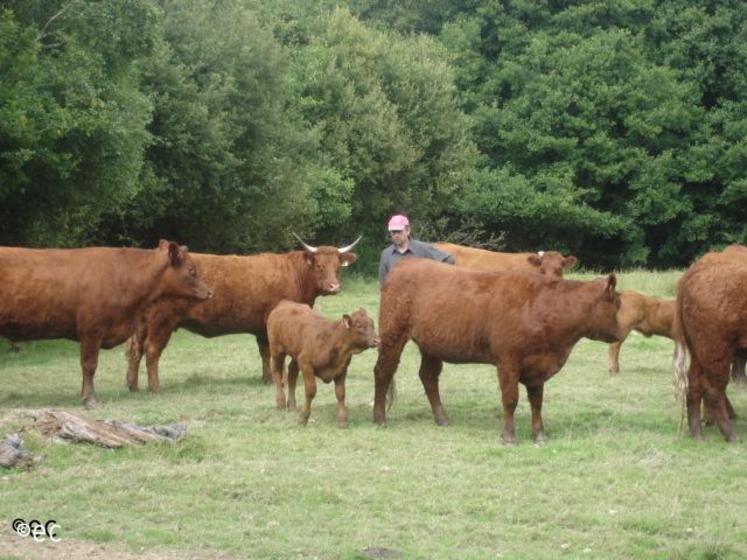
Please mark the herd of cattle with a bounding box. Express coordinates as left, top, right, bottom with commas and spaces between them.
1, 238, 746, 443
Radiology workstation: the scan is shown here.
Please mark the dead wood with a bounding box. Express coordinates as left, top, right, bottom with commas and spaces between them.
33, 410, 187, 448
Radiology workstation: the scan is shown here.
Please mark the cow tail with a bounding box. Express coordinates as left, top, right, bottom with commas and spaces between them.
386, 377, 397, 411
672, 300, 688, 432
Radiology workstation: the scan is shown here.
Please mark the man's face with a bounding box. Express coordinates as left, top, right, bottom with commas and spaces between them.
389, 226, 410, 248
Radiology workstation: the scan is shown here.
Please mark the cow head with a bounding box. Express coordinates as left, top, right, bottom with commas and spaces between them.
294, 234, 360, 295
587, 273, 621, 342
157, 239, 213, 301
342, 308, 379, 351
527, 251, 577, 278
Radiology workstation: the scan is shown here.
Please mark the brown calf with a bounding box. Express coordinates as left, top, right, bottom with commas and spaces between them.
268, 301, 378, 427
432, 243, 577, 278
125, 238, 360, 393
0, 241, 211, 406
373, 259, 620, 444
608, 292, 676, 374
675, 248, 747, 441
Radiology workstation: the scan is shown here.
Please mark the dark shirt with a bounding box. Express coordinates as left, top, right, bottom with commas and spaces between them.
378, 239, 454, 286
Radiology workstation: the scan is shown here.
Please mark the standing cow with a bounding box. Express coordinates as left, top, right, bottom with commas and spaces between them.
268, 301, 378, 427
432, 243, 577, 278
373, 259, 621, 444
0, 241, 211, 406
125, 236, 360, 392
675, 247, 747, 441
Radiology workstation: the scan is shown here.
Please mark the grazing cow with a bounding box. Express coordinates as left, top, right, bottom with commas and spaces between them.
373, 259, 621, 444
608, 292, 677, 374
268, 301, 378, 427
125, 236, 360, 392
432, 243, 577, 278
0, 241, 211, 406
675, 248, 747, 441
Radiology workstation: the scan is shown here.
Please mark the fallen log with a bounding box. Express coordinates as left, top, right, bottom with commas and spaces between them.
33, 410, 187, 448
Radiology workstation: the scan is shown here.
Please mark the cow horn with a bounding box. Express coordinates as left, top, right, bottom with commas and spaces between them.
292, 232, 318, 253
338, 235, 362, 254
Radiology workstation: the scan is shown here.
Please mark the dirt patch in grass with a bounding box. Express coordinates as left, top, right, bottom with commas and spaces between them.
0, 532, 232, 560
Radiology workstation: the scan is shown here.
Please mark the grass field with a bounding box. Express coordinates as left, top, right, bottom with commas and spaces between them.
1, 271, 746, 559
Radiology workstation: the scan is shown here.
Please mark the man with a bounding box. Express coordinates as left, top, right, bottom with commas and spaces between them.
378, 214, 454, 287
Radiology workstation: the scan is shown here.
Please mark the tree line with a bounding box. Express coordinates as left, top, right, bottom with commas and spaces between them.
1, 0, 745, 271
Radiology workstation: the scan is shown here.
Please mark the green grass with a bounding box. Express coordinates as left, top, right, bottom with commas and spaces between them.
1, 272, 746, 559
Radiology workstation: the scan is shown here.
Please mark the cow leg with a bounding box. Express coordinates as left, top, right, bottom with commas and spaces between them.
271, 352, 287, 409
80, 336, 102, 408
608, 341, 622, 375
125, 327, 147, 392
732, 351, 747, 385
703, 388, 736, 442
144, 328, 173, 394
418, 352, 448, 426
256, 335, 273, 384
373, 333, 408, 425
686, 359, 704, 440
286, 359, 299, 410
298, 361, 317, 426
334, 374, 348, 428
526, 383, 547, 444
496, 362, 520, 445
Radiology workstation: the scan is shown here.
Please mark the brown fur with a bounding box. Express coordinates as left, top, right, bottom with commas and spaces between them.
608, 292, 677, 374
125, 247, 357, 393
373, 259, 620, 444
0, 241, 211, 406
268, 301, 378, 427
432, 243, 577, 277
675, 248, 747, 441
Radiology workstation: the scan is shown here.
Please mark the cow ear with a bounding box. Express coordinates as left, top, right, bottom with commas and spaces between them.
158, 239, 170, 250
342, 314, 352, 328
563, 255, 578, 269
527, 254, 541, 267
168, 242, 182, 266
180, 245, 189, 253
340, 253, 357, 267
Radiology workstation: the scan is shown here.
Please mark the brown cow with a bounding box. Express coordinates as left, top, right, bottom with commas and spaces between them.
125, 237, 360, 392
610, 290, 747, 381
675, 248, 747, 441
608, 292, 676, 374
432, 243, 577, 277
268, 301, 378, 427
0, 241, 211, 406
373, 259, 621, 444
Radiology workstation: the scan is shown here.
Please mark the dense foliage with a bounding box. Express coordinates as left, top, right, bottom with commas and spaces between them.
1, 0, 745, 269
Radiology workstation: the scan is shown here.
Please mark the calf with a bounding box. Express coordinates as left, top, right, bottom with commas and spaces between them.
432, 243, 577, 278
675, 248, 747, 441
373, 259, 620, 444
268, 301, 378, 427
0, 241, 211, 406
608, 292, 676, 374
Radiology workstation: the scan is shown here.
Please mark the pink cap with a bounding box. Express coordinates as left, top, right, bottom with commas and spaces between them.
387, 214, 410, 231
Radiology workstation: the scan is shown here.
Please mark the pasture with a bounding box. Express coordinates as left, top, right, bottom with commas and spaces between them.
1, 271, 746, 559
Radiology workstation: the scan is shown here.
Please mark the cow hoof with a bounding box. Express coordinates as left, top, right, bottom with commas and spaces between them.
127, 385, 139, 392
337, 420, 349, 429
434, 417, 449, 427
83, 397, 99, 409
286, 402, 297, 411
533, 433, 548, 446
501, 434, 517, 446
